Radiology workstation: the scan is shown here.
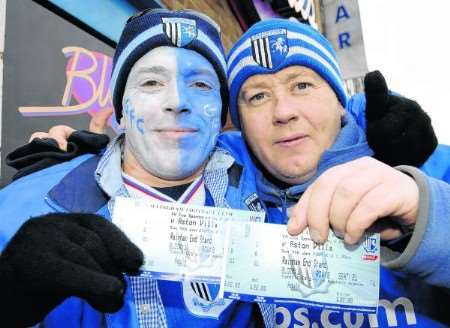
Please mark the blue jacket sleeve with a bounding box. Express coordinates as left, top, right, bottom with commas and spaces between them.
382, 166, 450, 288
420, 144, 450, 183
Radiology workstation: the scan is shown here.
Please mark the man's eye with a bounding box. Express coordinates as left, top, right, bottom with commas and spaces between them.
141, 80, 161, 87
193, 81, 212, 90
295, 82, 313, 91
249, 92, 266, 103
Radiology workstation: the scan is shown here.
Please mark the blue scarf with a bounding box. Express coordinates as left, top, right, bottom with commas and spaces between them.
256, 114, 374, 214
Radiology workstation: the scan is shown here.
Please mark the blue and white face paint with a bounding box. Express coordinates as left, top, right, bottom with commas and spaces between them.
122, 46, 222, 180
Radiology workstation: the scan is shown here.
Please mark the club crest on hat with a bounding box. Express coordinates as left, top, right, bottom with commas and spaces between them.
251, 28, 288, 69
162, 17, 197, 47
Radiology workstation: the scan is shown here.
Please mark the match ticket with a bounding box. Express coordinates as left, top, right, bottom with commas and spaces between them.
112, 197, 264, 284
222, 222, 380, 313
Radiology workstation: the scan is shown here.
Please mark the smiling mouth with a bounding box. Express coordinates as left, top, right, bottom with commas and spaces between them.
275, 134, 308, 147
155, 128, 199, 138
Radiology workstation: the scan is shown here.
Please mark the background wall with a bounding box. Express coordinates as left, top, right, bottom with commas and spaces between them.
1, 0, 114, 184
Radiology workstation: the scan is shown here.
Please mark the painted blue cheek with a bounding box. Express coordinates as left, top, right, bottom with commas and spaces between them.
137, 118, 145, 135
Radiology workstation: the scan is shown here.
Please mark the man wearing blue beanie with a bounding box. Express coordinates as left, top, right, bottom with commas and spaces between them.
227, 18, 348, 129
223, 18, 450, 327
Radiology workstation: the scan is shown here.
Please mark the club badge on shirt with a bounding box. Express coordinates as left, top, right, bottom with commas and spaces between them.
182, 281, 233, 318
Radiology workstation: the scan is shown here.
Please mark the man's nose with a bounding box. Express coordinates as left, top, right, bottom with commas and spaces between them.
272, 95, 299, 125
164, 81, 191, 114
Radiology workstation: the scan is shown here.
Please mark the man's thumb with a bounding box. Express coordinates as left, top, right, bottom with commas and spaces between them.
364, 70, 389, 121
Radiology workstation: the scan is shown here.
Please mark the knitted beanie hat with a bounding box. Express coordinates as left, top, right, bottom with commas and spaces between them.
111, 9, 228, 124
227, 18, 348, 129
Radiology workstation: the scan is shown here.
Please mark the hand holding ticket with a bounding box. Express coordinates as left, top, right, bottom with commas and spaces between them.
113, 197, 380, 312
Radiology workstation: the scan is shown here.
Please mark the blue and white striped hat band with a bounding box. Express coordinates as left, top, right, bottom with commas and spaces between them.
111, 9, 228, 124
227, 18, 348, 129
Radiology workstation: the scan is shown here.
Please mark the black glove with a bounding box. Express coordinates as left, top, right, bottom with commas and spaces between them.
0, 213, 143, 327
6, 130, 110, 181
364, 70, 438, 167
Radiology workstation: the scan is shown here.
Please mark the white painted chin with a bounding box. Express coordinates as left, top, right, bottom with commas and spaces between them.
126, 124, 218, 181
136, 144, 210, 181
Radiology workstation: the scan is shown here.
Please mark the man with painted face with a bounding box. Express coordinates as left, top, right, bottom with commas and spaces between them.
223, 19, 450, 327
0, 9, 272, 327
